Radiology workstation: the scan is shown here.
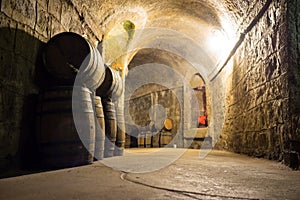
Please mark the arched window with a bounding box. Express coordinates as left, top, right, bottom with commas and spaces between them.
190, 73, 207, 128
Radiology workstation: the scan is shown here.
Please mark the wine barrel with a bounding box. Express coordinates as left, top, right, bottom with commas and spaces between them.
114, 108, 125, 156
161, 118, 174, 147
96, 66, 123, 100
36, 86, 95, 169
164, 118, 173, 131
94, 96, 105, 160
102, 99, 117, 157
125, 123, 139, 148
145, 132, 152, 148
160, 132, 173, 147
125, 133, 131, 148
77, 45, 106, 90
137, 133, 145, 148
152, 132, 160, 147
72, 87, 95, 158
43, 32, 105, 89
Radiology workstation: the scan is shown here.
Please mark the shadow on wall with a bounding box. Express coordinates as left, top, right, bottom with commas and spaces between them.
0, 27, 52, 176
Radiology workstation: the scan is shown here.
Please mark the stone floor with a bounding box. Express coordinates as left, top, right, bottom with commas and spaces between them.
1, 149, 300, 200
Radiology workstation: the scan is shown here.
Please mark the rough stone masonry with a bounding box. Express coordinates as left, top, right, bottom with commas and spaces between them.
0, 0, 299, 174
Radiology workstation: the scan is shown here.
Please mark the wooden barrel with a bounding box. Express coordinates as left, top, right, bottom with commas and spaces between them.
72, 87, 95, 158
96, 66, 123, 99
102, 99, 117, 157
160, 132, 173, 147
125, 123, 139, 148
36, 86, 94, 169
152, 132, 160, 147
114, 107, 125, 156
94, 96, 105, 160
164, 118, 173, 131
137, 133, 145, 148
145, 132, 152, 148
125, 133, 131, 148
77, 45, 106, 90
43, 32, 105, 89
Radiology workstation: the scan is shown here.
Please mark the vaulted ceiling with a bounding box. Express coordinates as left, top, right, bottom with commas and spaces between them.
74, 0, 252, 81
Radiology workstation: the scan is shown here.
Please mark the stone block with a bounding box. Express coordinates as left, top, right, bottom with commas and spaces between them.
265, 55, 282, 81
278, 22, 288, 47
254, 85, 265, 107
232, 133, 242, 153
35, 3, 50, 38
244, 109, 255, 132
49, 17, 66, 38
83, 11, 103, 40
262, 102, 273, 129
241, 92, 250, 111
38, 0, 48, 9
48, 0, 62, 21
270, 28, 279, 53
234, 115, 245, 132
264, 77, 283, 102
69, 17, 84, 35
1, 0, 14, 17
268, 127, 281, 150
256, 132, 269, 149
61, 1, 73, 30
253, 62, 266, 86
11, 0, 36, 28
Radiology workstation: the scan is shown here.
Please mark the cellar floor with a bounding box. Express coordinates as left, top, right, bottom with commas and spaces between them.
1, 149, 300, 200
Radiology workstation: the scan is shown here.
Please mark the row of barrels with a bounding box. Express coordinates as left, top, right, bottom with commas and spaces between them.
136, 132, 173, 148
36, 32, 124, 169
42, 31, 123, 95
42, 32, 105, 89
125, 118, 174, 148
36, 86, 124, 169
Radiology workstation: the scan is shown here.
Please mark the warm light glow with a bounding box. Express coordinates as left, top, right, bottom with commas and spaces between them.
206, 19, 237, 67
208, 29, 225, 50
207, 28, 230, 59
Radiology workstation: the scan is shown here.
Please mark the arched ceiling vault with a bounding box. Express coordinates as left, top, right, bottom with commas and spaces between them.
77, 0, 245, 80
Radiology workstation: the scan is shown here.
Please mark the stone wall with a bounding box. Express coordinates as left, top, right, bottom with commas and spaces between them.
287, 0, 300, 121
0, 0, 297, 172
0, 0, 101, 171
125, 84, 183, 147
216, 0, 290, 160
286, 0, 300, 164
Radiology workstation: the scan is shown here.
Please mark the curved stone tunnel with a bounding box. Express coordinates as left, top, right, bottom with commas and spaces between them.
0, 0, 299, 175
